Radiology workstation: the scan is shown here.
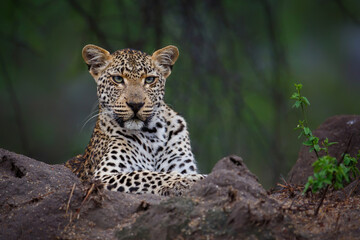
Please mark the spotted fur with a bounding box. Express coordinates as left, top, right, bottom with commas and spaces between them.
66, 44, 205, 196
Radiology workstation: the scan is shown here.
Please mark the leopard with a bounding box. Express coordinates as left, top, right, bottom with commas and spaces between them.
65, 44, 205, 196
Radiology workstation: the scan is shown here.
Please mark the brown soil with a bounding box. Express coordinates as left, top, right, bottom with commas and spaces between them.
271, 182, 360, 240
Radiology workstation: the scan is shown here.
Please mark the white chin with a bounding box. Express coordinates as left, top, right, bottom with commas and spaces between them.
124, 119, 144, 130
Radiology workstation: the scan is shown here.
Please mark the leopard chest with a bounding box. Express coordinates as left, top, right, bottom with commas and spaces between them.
101, 124, 168, 173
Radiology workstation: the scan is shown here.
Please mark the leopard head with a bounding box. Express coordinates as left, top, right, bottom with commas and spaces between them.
82, 44, 179, 130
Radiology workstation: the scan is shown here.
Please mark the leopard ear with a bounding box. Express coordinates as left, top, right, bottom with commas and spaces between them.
152, 45, 179, 78
82, 44, 112, 81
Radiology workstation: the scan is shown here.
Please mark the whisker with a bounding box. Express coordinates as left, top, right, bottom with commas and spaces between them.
82, 101, 100, 122
81, 107, 113, 131
81, 112, 101, 131
83, 109, 99, 123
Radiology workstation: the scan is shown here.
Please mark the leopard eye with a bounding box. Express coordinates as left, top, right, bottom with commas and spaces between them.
112, 76, 124, 84
145, 76, 156, 84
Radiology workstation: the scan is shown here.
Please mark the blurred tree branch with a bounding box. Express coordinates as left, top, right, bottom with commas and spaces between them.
335, 0, 360, 26
175, 1, 276, 162
209, 2, 277, 153
209, 0, 289, 176
151, 0, 163, 49
260, 0, 289, 182
67, 0, 112, 50
0, 57, 29, 155
0, 34, 39, 56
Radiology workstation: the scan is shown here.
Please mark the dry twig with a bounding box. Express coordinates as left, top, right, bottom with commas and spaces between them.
66, 183, 76, 215
74, 183, 96, 219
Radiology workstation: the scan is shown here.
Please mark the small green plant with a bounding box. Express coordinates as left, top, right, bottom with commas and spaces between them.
291, 83, 359, 206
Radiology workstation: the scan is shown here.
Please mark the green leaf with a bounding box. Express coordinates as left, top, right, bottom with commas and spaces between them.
297, 132, 304, 139
323, 178, 332, 185
292, 101, 301, 109
343, 155, 351, 165
294, 83, 303, 90
313, 144, 320, 152
303, 127, 311, 135
303, 176, 313, 194
338, 164, 349, 182
352, 167, 360, 177
333, 182, 344, 190
302, 96, 310, 106
303, 140, 313, 146
290, 92, 299, 99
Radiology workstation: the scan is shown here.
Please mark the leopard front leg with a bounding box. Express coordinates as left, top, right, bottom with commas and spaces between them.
158, 173, 206, 196
99, 171, 205, 196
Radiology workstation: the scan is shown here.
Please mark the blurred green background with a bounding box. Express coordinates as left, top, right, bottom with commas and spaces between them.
1, 0, 359, 188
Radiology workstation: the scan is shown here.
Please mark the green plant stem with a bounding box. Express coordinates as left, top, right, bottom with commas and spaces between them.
300, 103, 307, 126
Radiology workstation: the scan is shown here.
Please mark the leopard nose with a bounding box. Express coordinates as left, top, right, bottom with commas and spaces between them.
126, 102, 145, 114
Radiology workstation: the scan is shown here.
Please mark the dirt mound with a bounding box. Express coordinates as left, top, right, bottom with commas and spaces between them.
116, 156, 292, 239
0, 148, 161, 240
0, 149, 295, 239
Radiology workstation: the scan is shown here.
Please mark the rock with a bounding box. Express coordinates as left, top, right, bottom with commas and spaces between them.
287, 115, 360, 185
